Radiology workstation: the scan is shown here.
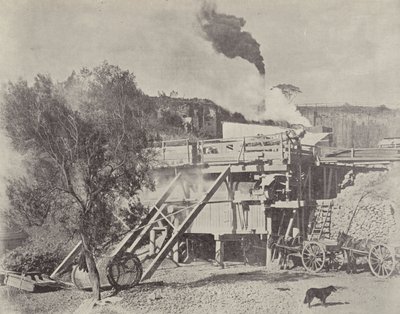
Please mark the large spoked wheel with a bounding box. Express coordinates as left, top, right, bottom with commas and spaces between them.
106, 252, 143, 290
302, 241, 326, 272
368, 244, 395, 278
327, 250, 345, 271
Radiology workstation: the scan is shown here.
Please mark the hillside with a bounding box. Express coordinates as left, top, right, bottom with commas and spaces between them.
148, 95, 246, 140
297, 104, 400, 148
150, 96, 290, 141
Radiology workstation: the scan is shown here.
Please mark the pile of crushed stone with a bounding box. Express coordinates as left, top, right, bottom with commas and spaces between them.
330, 164, 400, 244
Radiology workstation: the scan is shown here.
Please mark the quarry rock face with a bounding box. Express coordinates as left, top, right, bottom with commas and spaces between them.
330, 165, 400, 244
298, 105, 400, 148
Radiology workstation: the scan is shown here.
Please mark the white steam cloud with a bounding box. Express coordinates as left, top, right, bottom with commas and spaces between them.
264, 87, 311, 126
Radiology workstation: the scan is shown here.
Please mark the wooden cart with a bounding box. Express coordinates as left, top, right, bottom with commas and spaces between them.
301, 239, 344, 272
341, 243, 398, 278
336, 193, 399, 279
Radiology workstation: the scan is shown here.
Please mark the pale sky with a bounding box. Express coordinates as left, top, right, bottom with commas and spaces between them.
1, 0, 400, 115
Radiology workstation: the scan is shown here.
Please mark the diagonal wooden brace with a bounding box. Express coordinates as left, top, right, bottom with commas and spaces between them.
141, 166, 231, 281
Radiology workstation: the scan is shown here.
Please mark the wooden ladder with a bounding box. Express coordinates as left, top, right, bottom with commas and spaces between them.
309, 200, 333, 240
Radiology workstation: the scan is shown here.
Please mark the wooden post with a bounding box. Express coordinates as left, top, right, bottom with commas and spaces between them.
228, 176, 237, 233
293, 211, 300, 238
335, 168, 338, 196
285, 171, 290, 201
265, 205, 272, 268
243, 137, 246, 162
149, 229, 156, 255
172, 214, 180, 263
285, 209, 296, 239
298, 164, 302, 201
327, 167, 333, 199
186, 139, 190, 163
162, 141, 166, 161
296, 164, 302, 237
277, 211, 286, 236
301, 206, 306, 239
323, 167, 327, 198
308, 166, 312, 201
215, 238, 224, 267
199, 141, 204, 163
231, 203, 238, 233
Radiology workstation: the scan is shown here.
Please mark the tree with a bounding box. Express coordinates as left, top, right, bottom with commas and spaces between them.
231, 112, 247, 123
272, 84, 302, 103
1, 62, 154, 300
160, 109, 184, 128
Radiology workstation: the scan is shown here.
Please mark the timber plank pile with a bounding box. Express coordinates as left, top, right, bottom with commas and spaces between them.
2, 271, 60, 292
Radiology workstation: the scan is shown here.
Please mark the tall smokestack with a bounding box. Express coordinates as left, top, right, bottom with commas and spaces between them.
197, 2, 265, 76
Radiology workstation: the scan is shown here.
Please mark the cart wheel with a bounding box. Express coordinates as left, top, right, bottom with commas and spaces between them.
368, 244, 395, 278
302, 241, 326, 272
107, 252, 143, 289
328, 250, 345, 271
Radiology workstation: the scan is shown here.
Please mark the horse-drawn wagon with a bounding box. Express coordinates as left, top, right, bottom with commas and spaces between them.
272, 232, 399, 278
337, 232, 399, 278
271, 198, 399, 278
271, 236, 344, 273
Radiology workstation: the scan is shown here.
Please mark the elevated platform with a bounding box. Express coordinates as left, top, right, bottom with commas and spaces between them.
153, 133, 315, 172
319, 147, 400, 166
154, 134, 400, 172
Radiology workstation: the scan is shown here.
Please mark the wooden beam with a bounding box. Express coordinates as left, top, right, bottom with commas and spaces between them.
277, 211, 285, 236
50, 241, 82, 279
327, 167, 333, 199
264, 206, 272, 264
296, 163, 302, 237
298, 164, 302, 202
115, 172, 182, 256
308, 166, 312, 201
285, 209, 296, 239
285, 170, 290, 201
215, 240, 224, 266
141, 167, 230, 281
335, 168, 338, 196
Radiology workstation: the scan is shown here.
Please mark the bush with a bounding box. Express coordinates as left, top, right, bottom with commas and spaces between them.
160, 110, 184, 128
1, 223, 77, 275
1, 245, 64, 274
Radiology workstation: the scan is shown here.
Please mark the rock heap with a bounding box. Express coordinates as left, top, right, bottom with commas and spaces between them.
331, 165, 400, 244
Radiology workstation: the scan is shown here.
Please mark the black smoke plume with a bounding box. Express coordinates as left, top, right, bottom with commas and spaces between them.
198, 2, 265, 75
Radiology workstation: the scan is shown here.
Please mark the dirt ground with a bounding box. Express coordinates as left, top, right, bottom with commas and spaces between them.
1, 261, 399, 314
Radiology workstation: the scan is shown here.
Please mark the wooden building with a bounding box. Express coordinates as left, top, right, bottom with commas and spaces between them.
52, 129, 400, 285
145, 130, 328, 266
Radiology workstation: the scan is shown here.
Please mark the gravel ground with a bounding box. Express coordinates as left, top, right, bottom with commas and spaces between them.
1, 260, 399, 314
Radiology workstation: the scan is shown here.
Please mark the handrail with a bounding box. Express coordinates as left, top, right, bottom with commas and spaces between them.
200, 132, 286, 144
237, 138, 245, 162
154, 132, 319, 166
154, 138, 191, 147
